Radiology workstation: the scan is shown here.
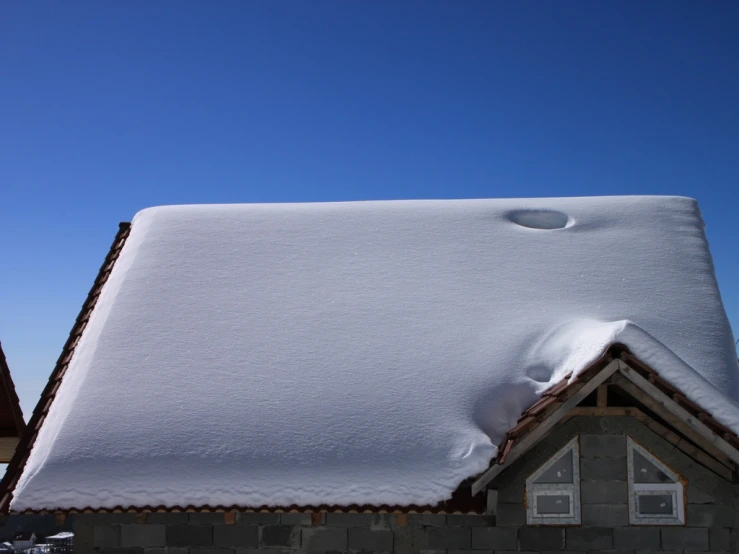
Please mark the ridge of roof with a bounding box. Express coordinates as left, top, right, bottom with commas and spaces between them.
0, 222, 132, 513
0, 342, 26, 438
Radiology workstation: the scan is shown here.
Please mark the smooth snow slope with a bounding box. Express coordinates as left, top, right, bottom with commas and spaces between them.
12, 197, 739, 511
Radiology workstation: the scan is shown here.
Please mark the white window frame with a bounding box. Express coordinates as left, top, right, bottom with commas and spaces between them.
627, 436, 685, 525
526, 436, 581, 525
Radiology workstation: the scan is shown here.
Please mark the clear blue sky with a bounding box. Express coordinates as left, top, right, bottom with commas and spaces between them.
1, 1, 737, 419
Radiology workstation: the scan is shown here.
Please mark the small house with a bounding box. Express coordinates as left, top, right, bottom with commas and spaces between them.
2, 197, 739, 554
11, 531, 35, 551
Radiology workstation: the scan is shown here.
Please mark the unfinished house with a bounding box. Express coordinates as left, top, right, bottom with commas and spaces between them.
2, 197, 739, 554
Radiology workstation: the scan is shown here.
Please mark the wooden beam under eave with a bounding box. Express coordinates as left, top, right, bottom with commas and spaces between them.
0, 437, 19, 463
614, 367, 739, 467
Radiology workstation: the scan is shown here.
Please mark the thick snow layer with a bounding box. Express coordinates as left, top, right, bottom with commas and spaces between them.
12, 197, 739, 511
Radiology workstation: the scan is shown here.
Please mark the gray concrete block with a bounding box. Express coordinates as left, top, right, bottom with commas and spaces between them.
94, 525, 121, 547
566, 528, 613, 550
471, 527, 517, 550
279, 512, 312, 525
661, 527, 709, 551
259, 525, 299, 547
144, 549, 189, 554
81, 513, 137, 525
235, 512, 280, 525
146, 513, 189, 524
686, 503, 735, 527
166, 524, 214, 546
420, 514, 446, 527
495, 503, 526, 526
445, 514, 493, 527
96, 549, 144, 554
581, 480, 627, 504
213, 525, 259, 547
189, 513, 226, 524
121, 525, 166, 547
426, 527, 470, 549
301, 527, 347, 550
580, 434, 626, 458
581, 504, 629, 527
710, 527, 731, 552
518, 527, 564, 550
189, 549, 234, 554
497, 483, 525, 504
580, 457, 627, 481
419, 550, 446, 554
486, 489, 498, 515
448, 550, 493, 554
325, 512, 375, 527
348, 528, 393, 551
613, 527, 660, 550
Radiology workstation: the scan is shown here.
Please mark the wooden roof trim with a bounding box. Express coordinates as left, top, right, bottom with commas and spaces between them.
0, 342, 26, 438
0, 222, 132, 513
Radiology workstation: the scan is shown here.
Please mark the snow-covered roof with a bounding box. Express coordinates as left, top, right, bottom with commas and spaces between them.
9, 197, 739, 511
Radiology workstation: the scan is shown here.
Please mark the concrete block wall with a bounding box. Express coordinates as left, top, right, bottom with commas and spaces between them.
72, 416, 738, 554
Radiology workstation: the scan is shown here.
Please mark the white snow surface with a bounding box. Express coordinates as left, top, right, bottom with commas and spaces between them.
12, 197, 739, 511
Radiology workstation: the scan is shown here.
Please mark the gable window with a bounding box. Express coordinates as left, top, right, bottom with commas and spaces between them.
525, 436, 580, 525
627, 437, 685, 525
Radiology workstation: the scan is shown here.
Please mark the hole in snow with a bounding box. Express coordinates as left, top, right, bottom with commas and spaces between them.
507, 209, 572, 230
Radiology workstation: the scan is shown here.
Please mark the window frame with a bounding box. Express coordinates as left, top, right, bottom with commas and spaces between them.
627, 436, 685, 525
525, 436, 581, 525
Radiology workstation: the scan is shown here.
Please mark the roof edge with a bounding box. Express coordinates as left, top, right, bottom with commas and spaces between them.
0, 222, 133, 513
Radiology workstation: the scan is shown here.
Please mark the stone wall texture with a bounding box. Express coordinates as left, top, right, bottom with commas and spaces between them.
70, 416, 738, 554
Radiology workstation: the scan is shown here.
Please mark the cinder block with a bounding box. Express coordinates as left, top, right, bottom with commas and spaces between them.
94, 525, 121, 547
279, 512, 312, 525
189, 512, 226, 524
580, 457, 627, 481
613, 527, 660, 550
325, 512, 375, 527
348, 528, 393, 551
580, 434, 626, 458
165, 524, 213, 546
84, 513, 138, 525
446, 514, 493, 527
260, 525, 299, 547
581, 480, 627, 504
146, 513, 188, 524
448, 550, 493, 554
235, 512, 280, 525
518, 527, 564, 550
189, 549, 234, 554
420, 514, 446, 527
486, 489, 498, 515
426, 527, 470, 549
497, 483, 525, 504
661, 527, 709, 551
566, 528, 613, 550
120, 525, 166, 547
96, 549, 144, 554
471, 527, 516, 550
582, 504, 629, 527
686, 504, 735, 527
144, 549, 188, 554
213, 524, 258, 547
710, 527, 731, 551
301, 527, 347, 550
495, 503, 526, 526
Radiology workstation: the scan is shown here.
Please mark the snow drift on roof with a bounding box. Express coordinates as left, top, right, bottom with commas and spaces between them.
11, 197, 739, 511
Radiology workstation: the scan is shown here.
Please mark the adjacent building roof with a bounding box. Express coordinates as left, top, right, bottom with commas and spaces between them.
0, 342, 26, 457
3, 197, 739, 513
